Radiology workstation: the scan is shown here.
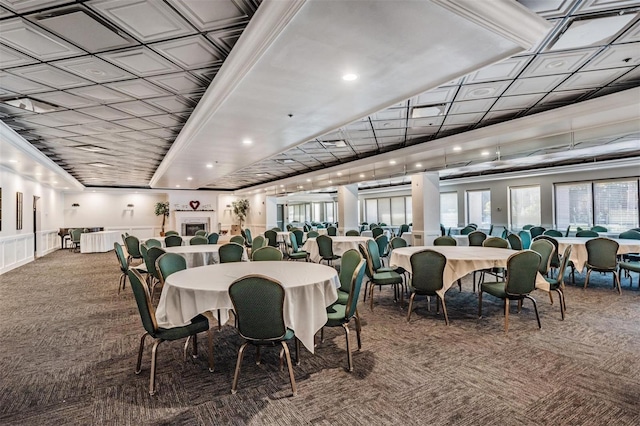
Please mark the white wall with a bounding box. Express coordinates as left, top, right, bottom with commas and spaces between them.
0, 167, 64, 274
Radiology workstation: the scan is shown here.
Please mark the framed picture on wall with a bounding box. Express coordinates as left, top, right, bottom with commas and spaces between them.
16, 191, 23, 230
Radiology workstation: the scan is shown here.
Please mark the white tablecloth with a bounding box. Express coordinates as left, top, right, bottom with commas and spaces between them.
362, 230, 393, 240
141, 236, 187, 247
156, 262, 339, 352
163, 244, 248, 267
302, 236, 373, 263
555, 237, 640, 271
390, 246, 549, 298
80, 231, 121, 253
400, 232, 412, 246
453, 235, 469, 246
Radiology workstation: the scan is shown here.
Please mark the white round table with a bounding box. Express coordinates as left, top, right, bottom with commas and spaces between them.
554, 237, 640, 271
156, 262, 339, 352
163, 244, 248, 267
302, 236, 373, 263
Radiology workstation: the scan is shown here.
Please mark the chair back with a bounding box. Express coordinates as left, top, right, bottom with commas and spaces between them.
576, 230, 598, 237
229, 275, 287, 341
306, 230, 319, 238
507, 233, 523, 250
195, 230, 207, 237
146, 247, 166, 281
375, 234, 389, 257
505, 250, 541, 296
264, 230, 278, 247
556, 245, 573, 287
410, 249, 446, 294
244, 229, 253, 245
292, 229, 304, 246
252, 246, 283, 261
501, 228, 509, 239
114, 242, 128, 272
591, 226, 608, 232
586, 237, 619, 270
434, 236, 456, 246
543, 229, 563, 237
468, 231, 487, 246
272, 227, 283, 232
145, 238, 162, 248
189, 236, 208, 245
366, 239, 384, 271
358, 243, 375, 279
371, 227, 384, 239
533, 235, 560, 267
316, 235, 335, 259
289, 232, 300, 253
207, 233, 220, 244
467, 223, 478, 229
529, 226, 546, 238
345, 229, 360, 236
140, 243, 149, 265
219, 243, 245, 263
369, 223, 377, 230
530, 239, 554, 274
518, 230, 531, 249
398, 224, 410, 237
230, 235, 245, 245
440, 224, 446, 236
483, 237, 508, 249
164, 235, 183, 247
327, 226, 338, 236
164, 231, 179, 236
157, 252, 187, 286
338, 249, 363, 294
127, 269, 158, 335
124, 235, 142, 258
344, 258, 367, 320
618, 230, 640, 240
522, 224, 534, 230
390, 236, 408, 250
252, 235, 267, 250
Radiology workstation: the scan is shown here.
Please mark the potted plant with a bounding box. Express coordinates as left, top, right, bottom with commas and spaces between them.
232, 199, 250, 229
154, 201, 170, 236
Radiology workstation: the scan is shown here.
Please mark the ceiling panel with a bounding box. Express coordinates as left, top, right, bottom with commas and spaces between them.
7, 63, 92, 89
99, 47, 182, 77
0, 17, 83, 60
53, 56, 136, 83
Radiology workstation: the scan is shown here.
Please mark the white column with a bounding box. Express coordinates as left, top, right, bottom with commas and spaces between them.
411, 172, 440, 246
337, 184, 359, 235
265, 196, 278, 229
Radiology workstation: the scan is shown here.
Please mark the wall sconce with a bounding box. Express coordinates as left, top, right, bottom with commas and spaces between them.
71, 203, 80, 207
127, 203, 134, 208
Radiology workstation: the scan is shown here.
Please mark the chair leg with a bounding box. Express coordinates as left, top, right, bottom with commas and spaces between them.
584, 269, 592, 289
439, 296, 449, 326
614, 271, 621, 295
526, 295, 541, 329
255, 346, 261, 365
280, 341, 297, 396
504, 299, 510, 333
457, 279, 462, 292
231, 342, 248, 394
354, 313, 362, 350
207, 329, 214, 372
192, 333, 198, 358
135, 332, 149, 374
369, 283, 375, 311
217, 310, 222, 331
342, 323, 353, 372
183, 336, 191, 361
554, 289, 565, 320
149, 339, 163, 396
548, 291, 554, 305
478, 291, 483, 318
295, 338, 300, 366
406, 293, 416, 322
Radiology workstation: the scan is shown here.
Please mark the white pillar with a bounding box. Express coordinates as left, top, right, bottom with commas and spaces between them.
265, 196, 278, 229
411, 172, 440, 246
337, 184, 359, 235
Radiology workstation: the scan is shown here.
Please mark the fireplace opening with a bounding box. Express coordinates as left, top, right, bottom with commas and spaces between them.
183, 223, 206, 236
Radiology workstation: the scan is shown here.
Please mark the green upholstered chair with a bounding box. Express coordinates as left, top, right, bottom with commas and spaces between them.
529, 226, 546, 238
124, 235, 144, 265
127, 269, 213, 396
156, 252, 187, 287
478, 250, 542, 332
460, 226, 475, 235
545, 245, 572, 320
533, 235, 560, 271
114, 242, 129, 294
264, 229, 278, 248
369, 223, 377, 230
287, 232, 309, 262
195, 230, 207, 237
164, 235, 183, 247
271, 227, 283, 232
327, 226, 338, 236
345, 229, 360, 236
322, 255, 366, 371
145, 238, 162, 248
145, 246, 166, 299
619, 260, 640, 288
207, 233, 220, 244
440, 224, 446, 236
564, 226, 572, 237
306, 230, 319, 238
219, 243, 245, 263
467, 223, 478, 229
591, 226, 608, 232
230, 235, 245, 245
251, 235, 267, 251
292, 229, 304, 246
530, 239, 554, 277
618, 230, 640, 264
251, 246, 283, 261
483, 237, 507, 248
501, 228, 510, 239
584, 237, 621, 294
468, 231, 487, 246
317, 235, 341, 266
398, 224, 410, 237
518, 230, 531, 249
360, 241, 404, 310
243, 229, 253, 248
434, 236, 456, 246
335, 249, 363, 305
164, 230, 179, 236
479, 237, 510, 288
375, 234, 390, 266
121, 233, 127, 245
407, 249, 449, 324
507, 233, 523, 250
70, 228, 82, 252
390, 236, 408, 250
543, 229, 563, 237
228, 275, 299, 396
576, 230, 599, 237
371, 227, 384, 239
189, 236, 208, 245
522, 224, 534, 230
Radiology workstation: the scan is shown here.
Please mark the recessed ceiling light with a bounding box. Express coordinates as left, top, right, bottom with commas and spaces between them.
75, 145, 107, 152
416, 163, 422, 168
359, 173, 365, 178
64, 187, 69, 189
243, 139, 252, 145
481, 151, 490, 156
546, 60, 566, 69
176, 185, 180, 188
9, 159, 18, 163
342, 73, 358, 81
320, 140, 347, 149
469, 87, 495, 97
337, 172, 343, 176
298, 185, 303, 189
453, 146, 462, 151
52, 181, 58, 184
35, 172, 42, 176
306, 178, 311, 182
187, 177, 193, 181
280, 185, 284, 188
389, 160, 396, 165
88, 162, 112, 168
328, 180, 332, 184
206, 163, 213, 168
4, 98, 58, 113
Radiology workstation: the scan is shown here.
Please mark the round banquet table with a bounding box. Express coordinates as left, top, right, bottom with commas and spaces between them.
155, 262, 339, 352
390, 246, 549, 298
554, 237, 640, 272
302, 236, 374, 263
163, 244, 248, 267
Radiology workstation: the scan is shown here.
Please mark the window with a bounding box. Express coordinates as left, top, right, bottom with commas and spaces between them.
555, 182, 592, 230
378, 198, 391, 224
365, 199, 377, 224
510, 185, 540, 230
466, 189, 491, 227
325, 202, 334, 223
391, 197, 405, 226
440, 192, 457, 228
405, 196, 412, 225
594, 180, 638, 232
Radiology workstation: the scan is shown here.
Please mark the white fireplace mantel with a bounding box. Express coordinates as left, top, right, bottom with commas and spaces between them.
173, 210, 219, 234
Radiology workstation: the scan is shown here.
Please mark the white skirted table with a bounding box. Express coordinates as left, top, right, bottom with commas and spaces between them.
302, 236, 374, 263
80, 231, 121, 253
141, 236, 187, 247
390, 246, 549, 298
163, 244, 248, 267
156, 261, 339, 352
554, 237, 640, 272
361, 229, 393, 240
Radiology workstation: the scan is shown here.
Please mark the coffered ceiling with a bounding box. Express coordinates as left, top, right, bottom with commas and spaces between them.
0, 0, 639, 193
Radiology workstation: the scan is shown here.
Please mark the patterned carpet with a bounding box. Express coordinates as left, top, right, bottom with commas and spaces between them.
0, 249, 639, 425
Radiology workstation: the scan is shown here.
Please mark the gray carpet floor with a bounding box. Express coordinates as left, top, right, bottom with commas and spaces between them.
0, 249, 639, 425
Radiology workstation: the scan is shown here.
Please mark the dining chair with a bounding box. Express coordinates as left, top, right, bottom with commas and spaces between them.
591, 226, 608, 232
360, 241, 404, 310
70, 228, 82, 252
619, 260, 640, 288
145, 246, 166, 300
478, 237, 509, 288
584, 237, 621, 294
244, 229, 253, 248
230, 235, 245, 245
618, 230, 640, 265
507, 233, 523, 250
195, 230, 208, 237
292, 229, 304, 246
522, 224, 534, 230
478, 250, 542, 332
371, 227, 384, 239
518, 230, 531, 249
264, 229, 279, 248
434, 236, 456, 246
576, 230, 599, 237
316, 235, 341, 267
124, 235, 144, 265
114, 242, 129, 294
156, 252, 187, 287
407, 249, 449, 324
164, 230, 179, 236
327, 226, 338, 236
390, 236, 408, 250
164, 235, 183, 247
440, 224, 446, 236
306, 230, 319, 238
287, 232, 309, 262
251, 246, 283, 261
369, 223, 378, 230
530, 239, 554, 277
345, 229, 360, 236
545, 245, 572, 320
468, 230, 487, 247
398, 224, 410, 237
321, 255, 366, 372
145, 238, 162, 248
219, 243, 245, 263
127, 269, 213, 396
207, 233, 220, 244
251, 235, 267, 252
529, 226, 546, 238
533, 235, 560, 272
375, 234, 390, 266
189, 236, 208, 245
228, 275, 299, 396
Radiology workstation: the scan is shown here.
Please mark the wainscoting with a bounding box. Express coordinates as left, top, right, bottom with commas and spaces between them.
0, 233, 33, 275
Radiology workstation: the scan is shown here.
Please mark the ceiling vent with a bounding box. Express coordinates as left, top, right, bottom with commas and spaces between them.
320, 140, 347, 148
3, 97, 59, 113
411, 103, 447, 118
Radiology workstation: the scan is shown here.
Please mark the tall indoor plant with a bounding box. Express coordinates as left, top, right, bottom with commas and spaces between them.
232, 199, 250, 229
154, 201, 170, 236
